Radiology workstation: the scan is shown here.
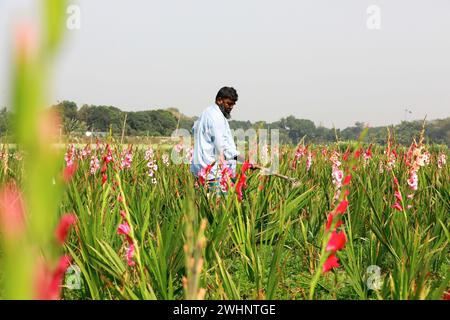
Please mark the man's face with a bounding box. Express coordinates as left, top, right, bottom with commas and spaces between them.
217, 98, 236, 119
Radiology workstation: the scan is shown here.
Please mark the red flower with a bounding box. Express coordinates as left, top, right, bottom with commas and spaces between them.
335, 200, 349, 214
354, 149, 362, 159
36, 255, 72, 300
326, 213, 343, 231
343, 148, 350, 161
392, 203, 403, 211
343, 175, 352, 186
323, 253, 340, 273
198, 163, 214, 186
235, 161, 252, 202
394, 191, 402, 203
365, 144, 373, 158
102, 173, 108, 185
393, 176, 399, 187
55, 214, 76, 245
443, 290, 450, 300
63, 161, 78, 183
326, 231, 347, 252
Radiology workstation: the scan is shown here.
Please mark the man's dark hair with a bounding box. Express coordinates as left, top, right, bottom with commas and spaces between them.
215, 87, 238, 103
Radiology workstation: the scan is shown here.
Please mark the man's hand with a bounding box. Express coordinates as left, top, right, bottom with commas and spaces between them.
249, 163, 262, 171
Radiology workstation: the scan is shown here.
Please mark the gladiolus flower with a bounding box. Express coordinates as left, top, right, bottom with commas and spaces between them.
36, 255, 72, 300
118, 223, 131, 236
63, 162, 77, 183
407, 171, 418, 191
235, 161, 252, 201
394, 191, 402, 203
343, 175, 352, 186
343, 148, 350, 161
392, 203, 403, 211
198, 163, 214, 186
0, 183, 26, 240
443, 291, 450, 300
326, 231, 347, 252
117, 211, 136, 267
323, 253, 340, 273
335, 200, 349, 214
126, 243, 136, 267
326, 213, 343, 231
55, 214, 76, 245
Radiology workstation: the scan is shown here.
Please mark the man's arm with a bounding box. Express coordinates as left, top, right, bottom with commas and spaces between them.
209, 115, 238, 161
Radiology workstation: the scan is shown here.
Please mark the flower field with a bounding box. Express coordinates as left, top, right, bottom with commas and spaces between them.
1, 136, 448, 300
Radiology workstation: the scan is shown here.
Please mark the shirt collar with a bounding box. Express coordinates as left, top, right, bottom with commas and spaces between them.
213, 103, 230, 121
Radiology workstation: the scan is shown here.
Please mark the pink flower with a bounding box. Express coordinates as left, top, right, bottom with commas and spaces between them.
198, 163, 214, 186
0, 183, 26, 240
118, 212, 135, 267
126, 243, 136, 267
89, 156, 100, 175
219, 160, 234, 192
394, 191, 402, 203
438, 153, 446, 169
121, 150, 133, 169
306, 152, 313, 171
407, 171, 418, 191
118, 223, 131, 236
392, 203, 403, 211
55, 214, 77, 245
63, 161, 77, 183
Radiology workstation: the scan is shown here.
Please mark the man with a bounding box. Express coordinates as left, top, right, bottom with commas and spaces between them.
190, 87, 250, 191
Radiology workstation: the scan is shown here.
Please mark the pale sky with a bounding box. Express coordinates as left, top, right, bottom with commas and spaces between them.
1, 0, 449, 128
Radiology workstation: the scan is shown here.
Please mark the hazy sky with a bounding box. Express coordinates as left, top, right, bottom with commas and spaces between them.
1, 0, 449, 128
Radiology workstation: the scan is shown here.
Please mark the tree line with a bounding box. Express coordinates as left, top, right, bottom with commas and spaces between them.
0, 101, 448, 146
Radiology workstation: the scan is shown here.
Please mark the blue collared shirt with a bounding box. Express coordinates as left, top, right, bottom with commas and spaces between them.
190, 104, 239, 180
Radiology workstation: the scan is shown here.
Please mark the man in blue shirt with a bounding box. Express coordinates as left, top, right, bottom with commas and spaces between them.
190, 87, 250, 191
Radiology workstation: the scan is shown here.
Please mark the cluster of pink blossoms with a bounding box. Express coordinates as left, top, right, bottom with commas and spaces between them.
89, 155, 100, 175
120, 148, 133, 170
292, 146, 308, 169
405, 143, 429, 193
219, 159, 234, 192
383, 149, 397, 170
185, 147, 194, 164
363, 144, 373, 167
79, 145, 91, 160
117, 210, 136, 267
64, 144, 76, 167
162, 153, 170, 167
145, 147, 158, 184
306, 151, 313, 172
438, 153, 447, 169
330, 151, 343, 201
